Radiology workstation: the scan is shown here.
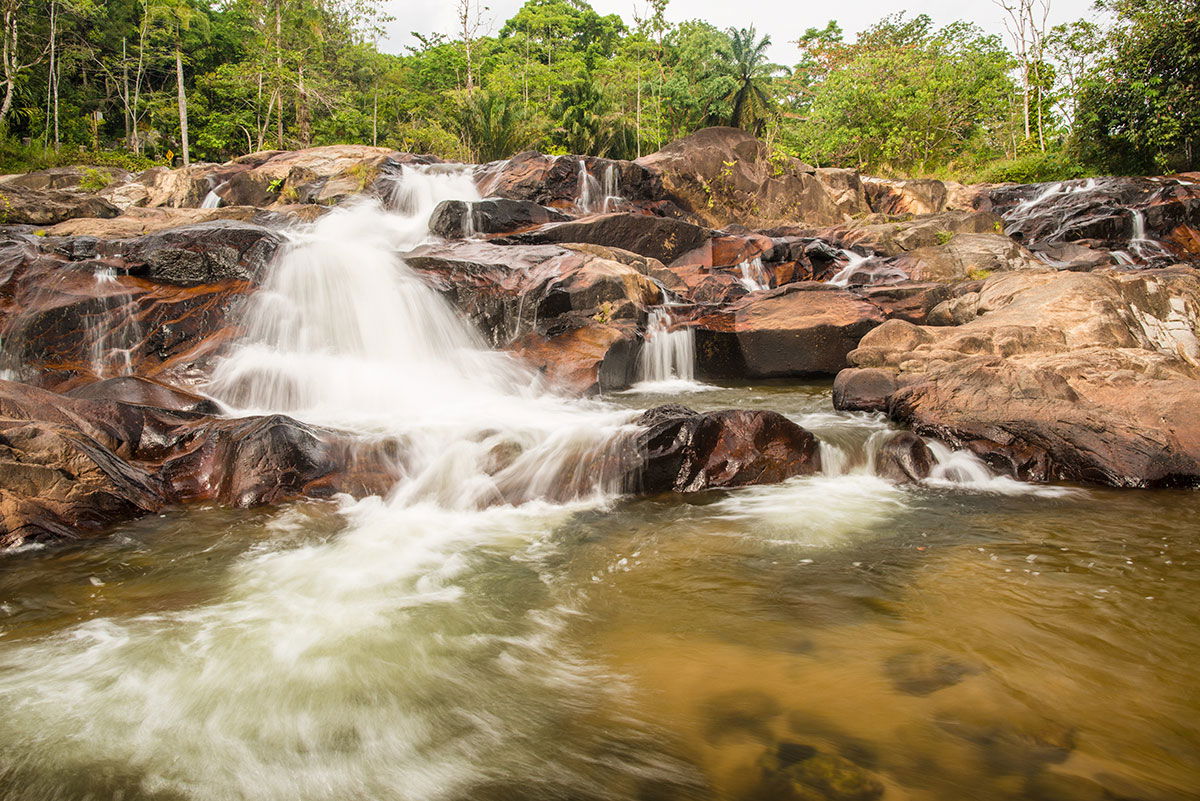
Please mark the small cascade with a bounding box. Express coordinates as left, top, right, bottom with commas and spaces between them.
625, 306, 711, 394
383, 165, 482, 243
826, 250, 871, 287
201, 180, 229, 209
576, 159, 602, 215
87, 268, 143, 378
460, 204, 478, 239
1128, 209, 1172, 261
736, 257, 771, 292
601, 164, 622, 213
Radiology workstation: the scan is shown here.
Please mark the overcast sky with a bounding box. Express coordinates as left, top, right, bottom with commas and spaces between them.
377, 0, 1102, 64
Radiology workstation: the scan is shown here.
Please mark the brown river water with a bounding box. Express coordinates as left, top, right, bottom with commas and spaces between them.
0, 383, 1196, 801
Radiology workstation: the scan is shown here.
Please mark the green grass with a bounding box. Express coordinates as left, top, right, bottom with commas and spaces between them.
0, 139, 166, 175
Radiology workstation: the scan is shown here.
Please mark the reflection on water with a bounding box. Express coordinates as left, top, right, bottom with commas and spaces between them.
1, 386, 1198, 801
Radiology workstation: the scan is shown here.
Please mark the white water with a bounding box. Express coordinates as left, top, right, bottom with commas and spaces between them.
575, 159, 603, 215
201, 180, 229, 209
0, 161, 1066, 801
1128, 209, 1172, 261
87, 267, 141, 378
736, 257, 771, 292
628, 307, 711, 394
827, 249, 871, 287
601, 163, 622, 213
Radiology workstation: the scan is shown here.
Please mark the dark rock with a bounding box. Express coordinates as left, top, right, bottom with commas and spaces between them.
113, 220, 281, 285
700, 689, 782, 744
883, 648, 975, 695
429, 198, 571, 238
632, 405, 822, 493
874, 432, 934, 483
498, 212, 712, 267
67, 376, 222, 415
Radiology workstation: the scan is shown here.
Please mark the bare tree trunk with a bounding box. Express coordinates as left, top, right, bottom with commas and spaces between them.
122, 38, 131, 145
175, 44, 190, 165
296, 63, 310, 147
275, 1, 283, 148
372, 85, 378, 147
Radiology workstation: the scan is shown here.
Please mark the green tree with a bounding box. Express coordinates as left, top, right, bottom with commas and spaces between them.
1074, 0, 1199, 173
710, 26, 781, 134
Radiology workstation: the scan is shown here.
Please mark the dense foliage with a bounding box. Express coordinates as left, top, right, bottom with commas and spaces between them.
0, 0, 1192, 177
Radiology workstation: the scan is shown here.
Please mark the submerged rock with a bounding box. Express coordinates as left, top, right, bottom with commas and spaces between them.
631, 404, 822, 493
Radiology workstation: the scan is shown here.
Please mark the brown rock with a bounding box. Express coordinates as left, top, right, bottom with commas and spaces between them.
631, 404, 822, 493
0, 184, 119, 225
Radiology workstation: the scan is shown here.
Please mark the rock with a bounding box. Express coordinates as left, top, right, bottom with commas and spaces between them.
1, 166, 131, 192
474, 151, 661, 211
66, 376, 222, 415
636, 127, 858, 228
0, 184, 120, 225
429, 198, 570, 238
757, 745, 885, 801
819, 210, 1004, 258
883, 648, 976, 695
405, 240, 660, 353
832, 368, 898, 413
893, 233, 1043, 282
864, 177, 981, 216
855, 282, 951, 324
874, 432, 934, 483
841, 268, 1200, 486
1024, 771, 1108, 801
222, 145, 428, 207
498, 212, 712, 267
703, 286, 887, 378
112, 220, 282, 285
0, 379, 397, 547
510, 320, 641, 395
42, 205, 318, 238
631, 405, 822, 493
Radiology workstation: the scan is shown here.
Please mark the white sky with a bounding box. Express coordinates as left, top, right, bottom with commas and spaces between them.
378, 0, 1102, 64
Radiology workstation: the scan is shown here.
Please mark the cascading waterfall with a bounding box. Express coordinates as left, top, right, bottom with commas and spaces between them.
601, 163, 621, 213
87, 267, 143, 378
201, 180, 229, 209
628, 306, 709, 393
827, 250, 871, 287
736, 257, 771, 292
575, 159, 602, 215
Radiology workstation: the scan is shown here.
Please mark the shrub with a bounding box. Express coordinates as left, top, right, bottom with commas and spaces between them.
78, 168, 114, 191
969, 151, 1089, 184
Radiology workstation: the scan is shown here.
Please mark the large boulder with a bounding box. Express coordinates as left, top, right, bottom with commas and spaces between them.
474, 152, 661, 211
0, 184, 119, 225
630, 404, 822, 493
893, 233, 1044, 282
864, 177, 981, 216
429, 198, 570, 238
497, 212, 712, 266
693, 285, 887, 378
636, 127, 859, 228
110, 220, 282, 285
840, 268, 1200, 486
0, 379, 398, 547
818, 210, 1005, 258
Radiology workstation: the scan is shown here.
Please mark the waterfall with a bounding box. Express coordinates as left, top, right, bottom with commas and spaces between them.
1128, 209, 1172, 261
827, 250, 871, 287
208, 166, 637, 509
201, 180, 229, 209
736, 257, 771, 292
626, 307, 710, 394
86, 268, 143, 378
601, 164, 621, 213
575, 159, 602, 215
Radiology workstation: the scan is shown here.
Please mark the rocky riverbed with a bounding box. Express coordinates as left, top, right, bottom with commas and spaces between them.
1, 125, 1198, 547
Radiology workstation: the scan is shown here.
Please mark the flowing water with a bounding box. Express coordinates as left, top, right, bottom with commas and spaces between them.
1, 173, 1198, 801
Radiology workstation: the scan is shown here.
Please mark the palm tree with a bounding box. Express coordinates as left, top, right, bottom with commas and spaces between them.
711, 26, 784, 135
455, 90, 537, 162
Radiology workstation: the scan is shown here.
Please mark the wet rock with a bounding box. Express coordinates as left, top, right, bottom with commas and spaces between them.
510, 320, 641, 395
883, 648, 975, 695
632, 405, 822, 493
1025, 771, 1108, 801
844, 268, 1200, 486
700, 689, 782, 744
724, 286, 887, 377
498, 212, 712, 267
474, 151, 660, 210
113, 220, 282, 285
832, 368, 897, 413
757, 744, 885, 801
0, 379, 398, 547
66, 376, 222, 415
819, 210, 1004, 258
0, 184, 120, 225
874, 433, 934, 483
428, 198, 570, 238
636, 127, 856, 228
